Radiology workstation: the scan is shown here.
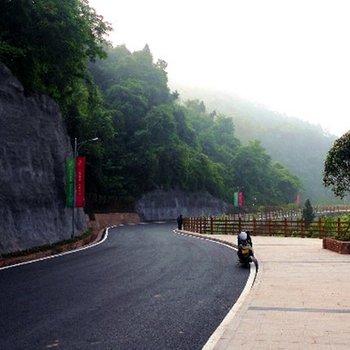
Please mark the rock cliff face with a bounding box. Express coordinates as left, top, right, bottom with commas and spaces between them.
136, 189, 234, 221
0, 63, 86, 254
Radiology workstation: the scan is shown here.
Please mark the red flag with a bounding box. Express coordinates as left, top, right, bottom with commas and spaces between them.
238, 191, 244, 208
296, 193, 300, 205
75, 156, 86, 208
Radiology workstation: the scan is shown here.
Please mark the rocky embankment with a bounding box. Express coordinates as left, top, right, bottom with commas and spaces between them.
0, 63, 85, 254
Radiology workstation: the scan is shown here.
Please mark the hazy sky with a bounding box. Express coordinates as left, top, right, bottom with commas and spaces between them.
88, 0, 350, 137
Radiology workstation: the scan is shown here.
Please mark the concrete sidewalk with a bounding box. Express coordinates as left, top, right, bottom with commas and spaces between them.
198, 234, 350, 349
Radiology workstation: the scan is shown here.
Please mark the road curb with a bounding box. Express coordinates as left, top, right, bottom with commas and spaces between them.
174, 229, 259, 350
203, 260, 257, 350
0, 228, 108, 271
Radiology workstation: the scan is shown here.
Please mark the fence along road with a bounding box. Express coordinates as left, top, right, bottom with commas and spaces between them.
183, 205, 350, 238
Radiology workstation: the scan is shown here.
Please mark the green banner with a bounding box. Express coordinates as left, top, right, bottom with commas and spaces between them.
66, 158, 75, 208
234, 192, 238, 207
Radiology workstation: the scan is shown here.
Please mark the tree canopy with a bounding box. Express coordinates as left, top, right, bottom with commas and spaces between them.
0, 2, 303, 208
0, 0, 111, 99
323, 131, 350, 198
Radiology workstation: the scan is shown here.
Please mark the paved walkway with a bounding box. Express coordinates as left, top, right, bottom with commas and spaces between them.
193, 234, 350, 349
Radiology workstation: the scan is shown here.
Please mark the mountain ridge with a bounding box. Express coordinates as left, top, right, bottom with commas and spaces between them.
171, 83, 340, 203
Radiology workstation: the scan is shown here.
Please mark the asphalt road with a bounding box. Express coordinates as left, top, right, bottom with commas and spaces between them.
0, 222, 250, 350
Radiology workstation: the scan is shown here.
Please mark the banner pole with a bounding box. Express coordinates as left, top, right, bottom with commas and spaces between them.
70, 136, 98, 238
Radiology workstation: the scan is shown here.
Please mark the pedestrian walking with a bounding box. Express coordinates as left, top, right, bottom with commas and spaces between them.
177, 214, 183, 230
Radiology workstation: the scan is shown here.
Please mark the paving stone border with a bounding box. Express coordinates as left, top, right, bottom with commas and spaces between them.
0, 228, 105, 268
323, 237, 350, 254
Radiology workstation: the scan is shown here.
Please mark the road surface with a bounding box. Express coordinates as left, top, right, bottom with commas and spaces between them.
0, 222, 250, 349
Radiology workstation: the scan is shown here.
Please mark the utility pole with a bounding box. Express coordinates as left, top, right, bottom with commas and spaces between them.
71, 137, 99, 238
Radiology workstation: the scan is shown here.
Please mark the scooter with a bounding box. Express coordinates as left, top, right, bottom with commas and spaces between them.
237, 242, 254, 266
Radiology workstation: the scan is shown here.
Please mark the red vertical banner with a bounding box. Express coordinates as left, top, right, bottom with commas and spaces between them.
296, 193, 300, 205
75, 156, 86, 208
238, 191, 244, 208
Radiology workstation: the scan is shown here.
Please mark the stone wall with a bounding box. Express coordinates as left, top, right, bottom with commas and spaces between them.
0, 63, 86, 254
136, 189, 234, 221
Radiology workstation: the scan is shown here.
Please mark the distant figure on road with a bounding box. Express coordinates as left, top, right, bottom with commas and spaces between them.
177, 214, 183, 230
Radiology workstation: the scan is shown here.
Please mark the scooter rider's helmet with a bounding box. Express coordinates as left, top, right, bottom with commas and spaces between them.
238, 231, 248, 241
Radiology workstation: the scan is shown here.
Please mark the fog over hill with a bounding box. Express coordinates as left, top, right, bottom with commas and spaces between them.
172, 84, 342, 204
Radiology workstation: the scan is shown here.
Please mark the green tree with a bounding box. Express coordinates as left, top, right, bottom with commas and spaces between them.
231, 140, 272, 204
0, 0, 111, 103
302, 199, 315, 229
231, 140, 301, 205
271, 162, 303, 204
323, 131, 350, 198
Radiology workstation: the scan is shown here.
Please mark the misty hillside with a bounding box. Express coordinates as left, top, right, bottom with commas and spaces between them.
172, 84, 340, 204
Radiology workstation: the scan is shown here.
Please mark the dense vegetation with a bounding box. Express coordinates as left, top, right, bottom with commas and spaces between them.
88, 45, 302, 205
175, 86, 340, 203
0, 0, 303, 207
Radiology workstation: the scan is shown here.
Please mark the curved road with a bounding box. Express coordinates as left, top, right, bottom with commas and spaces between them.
0, 222, 250, 350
